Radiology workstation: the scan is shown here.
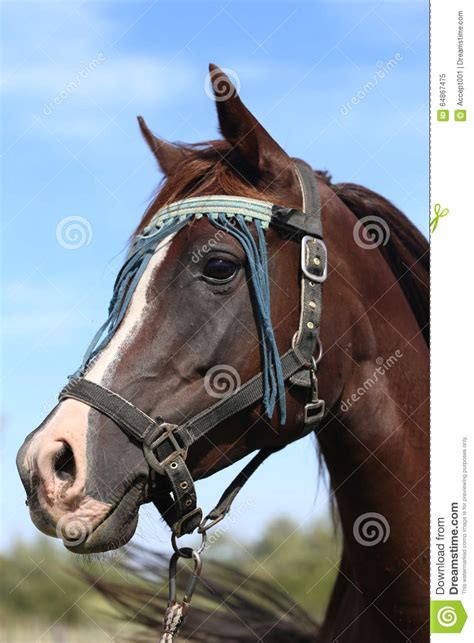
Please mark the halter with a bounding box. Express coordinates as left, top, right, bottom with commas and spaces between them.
59, 160, 327, 538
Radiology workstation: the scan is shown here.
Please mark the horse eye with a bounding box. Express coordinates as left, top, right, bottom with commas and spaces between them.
203, 257, 238, 282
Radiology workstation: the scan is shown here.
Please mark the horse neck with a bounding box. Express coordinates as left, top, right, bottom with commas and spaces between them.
313, 189, 429, 641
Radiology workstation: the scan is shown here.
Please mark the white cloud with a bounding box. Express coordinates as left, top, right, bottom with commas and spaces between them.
1, 2, 195, 140
3, 50, 195, 137
3, 52, 193, 106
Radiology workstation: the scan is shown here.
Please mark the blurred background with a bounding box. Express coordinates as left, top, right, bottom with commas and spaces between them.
1, 0, 428, 639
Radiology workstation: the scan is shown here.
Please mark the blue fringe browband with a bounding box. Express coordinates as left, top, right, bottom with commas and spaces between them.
74, 196, 286, 424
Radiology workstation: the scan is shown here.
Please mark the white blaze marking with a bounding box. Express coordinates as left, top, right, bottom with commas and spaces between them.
86, 234, 176, 386
22, 233, 178, 527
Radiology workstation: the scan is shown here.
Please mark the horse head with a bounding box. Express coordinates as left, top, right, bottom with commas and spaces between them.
17, 66, 343, 552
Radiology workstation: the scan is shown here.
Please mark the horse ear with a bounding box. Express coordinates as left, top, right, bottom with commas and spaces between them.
137, 116, 187, 176
208, 64, 293, 182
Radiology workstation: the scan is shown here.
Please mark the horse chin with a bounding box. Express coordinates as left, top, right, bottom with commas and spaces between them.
65, 484, 144, 554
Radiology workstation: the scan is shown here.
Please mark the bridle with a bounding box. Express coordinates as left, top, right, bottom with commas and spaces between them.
58, 159, 327, 636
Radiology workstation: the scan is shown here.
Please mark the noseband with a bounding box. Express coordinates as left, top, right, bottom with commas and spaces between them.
59, 160, 327, 538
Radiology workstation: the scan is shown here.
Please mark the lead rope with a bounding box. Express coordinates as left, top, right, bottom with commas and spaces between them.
160, 604, 183, 643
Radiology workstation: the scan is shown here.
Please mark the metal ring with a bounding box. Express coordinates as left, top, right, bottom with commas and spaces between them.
291, 331, 300, 350
292, 333, 323, 367
312, 338, 323, 366
171, 530, 207, 557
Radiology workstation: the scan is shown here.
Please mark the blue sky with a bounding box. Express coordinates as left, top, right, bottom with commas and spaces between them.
1, 0, 428, 551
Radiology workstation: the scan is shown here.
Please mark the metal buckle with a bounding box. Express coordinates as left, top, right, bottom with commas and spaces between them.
304, 398, 325, 424
143, 424, 187, 475
173, 508, 204, 538
301, 235, 327, 282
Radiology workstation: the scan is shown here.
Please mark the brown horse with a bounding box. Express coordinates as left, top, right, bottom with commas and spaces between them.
16, 65, 429, 641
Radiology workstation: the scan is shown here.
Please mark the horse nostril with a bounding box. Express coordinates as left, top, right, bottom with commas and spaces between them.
53, 442, 76, 482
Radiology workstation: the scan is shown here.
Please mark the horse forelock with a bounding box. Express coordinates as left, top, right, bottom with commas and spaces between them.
133, 140, 301, 238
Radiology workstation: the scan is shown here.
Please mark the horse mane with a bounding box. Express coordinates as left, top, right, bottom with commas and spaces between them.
321, 176, 429, 346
